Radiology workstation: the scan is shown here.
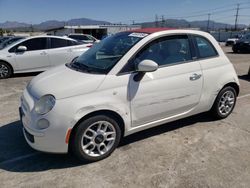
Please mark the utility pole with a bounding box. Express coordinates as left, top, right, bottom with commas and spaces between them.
234, 3, 240, 31
161, 15, 165, 27
206, 13, 211, 32
155, 14, 159, 27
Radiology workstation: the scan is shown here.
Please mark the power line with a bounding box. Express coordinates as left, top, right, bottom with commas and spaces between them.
111, 1, 250, 25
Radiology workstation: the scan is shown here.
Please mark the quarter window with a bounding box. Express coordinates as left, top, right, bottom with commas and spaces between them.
68, 40, 79, 46
194, 36, 218, 58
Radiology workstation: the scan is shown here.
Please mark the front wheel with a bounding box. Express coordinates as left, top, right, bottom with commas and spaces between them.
71, 115, 121, 162
211, 86, 237, 119
0, 61, 12, 79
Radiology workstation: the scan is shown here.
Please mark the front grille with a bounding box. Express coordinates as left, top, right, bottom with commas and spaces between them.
23, 128, 34, 143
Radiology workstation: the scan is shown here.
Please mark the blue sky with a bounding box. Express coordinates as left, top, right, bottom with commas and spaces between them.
0, 0, 250, 25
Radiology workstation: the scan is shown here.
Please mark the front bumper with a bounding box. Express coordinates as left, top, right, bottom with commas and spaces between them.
19, 89, 70, 154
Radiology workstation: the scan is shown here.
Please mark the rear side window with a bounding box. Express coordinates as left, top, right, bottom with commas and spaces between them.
194, 36, 218, 58
50, 38, 69, 48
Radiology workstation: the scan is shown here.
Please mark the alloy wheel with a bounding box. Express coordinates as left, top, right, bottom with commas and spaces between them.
0, 64, 9, 78
81, 121, 116, 157
218, 90, 235, 116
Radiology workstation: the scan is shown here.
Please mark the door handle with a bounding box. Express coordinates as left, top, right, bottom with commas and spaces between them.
190, 73, 202, 81
40, 51, 47, 55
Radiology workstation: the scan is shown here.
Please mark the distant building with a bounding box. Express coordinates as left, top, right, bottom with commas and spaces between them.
45, 24, 141, 39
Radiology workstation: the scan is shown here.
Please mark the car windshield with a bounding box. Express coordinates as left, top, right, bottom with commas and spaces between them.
67, 32, 148, 74
0, 37, 24, 50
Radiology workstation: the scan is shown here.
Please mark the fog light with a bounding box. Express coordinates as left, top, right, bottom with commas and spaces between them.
37, 119, 50, 130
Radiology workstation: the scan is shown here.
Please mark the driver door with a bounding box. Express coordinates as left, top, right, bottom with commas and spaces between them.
12, 37, 50, 71
127, 35, 203, 127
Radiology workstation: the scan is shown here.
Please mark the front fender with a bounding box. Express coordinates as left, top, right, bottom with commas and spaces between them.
57, 93, 131, 132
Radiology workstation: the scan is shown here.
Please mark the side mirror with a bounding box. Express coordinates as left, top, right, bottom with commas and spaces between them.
136, 60, 158, 72
16, 46, 27, 52
133, 60, 158, 82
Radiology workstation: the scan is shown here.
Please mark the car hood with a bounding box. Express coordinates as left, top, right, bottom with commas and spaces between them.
28, 65, 106, 99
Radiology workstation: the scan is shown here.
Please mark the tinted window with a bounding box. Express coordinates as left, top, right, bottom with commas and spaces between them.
69, 35, 90, 41
16, 38, 47, 51
68, 40, 79, 46
243, 34, 250, 40
194, 36, 218, 58
50, 38, 69, 48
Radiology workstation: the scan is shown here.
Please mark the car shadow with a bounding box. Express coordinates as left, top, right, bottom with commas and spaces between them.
0, 112, 216, 172
238, 74, 250, 82
226, 51, 250, 54
226, 52, 239, 54
12, 72, 42, 78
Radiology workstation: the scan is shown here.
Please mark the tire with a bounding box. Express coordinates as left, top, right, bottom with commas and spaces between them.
0, 61, 12, 79
232, 47, 237, 53
211, 86, 237, 119
71, 115, 121, 162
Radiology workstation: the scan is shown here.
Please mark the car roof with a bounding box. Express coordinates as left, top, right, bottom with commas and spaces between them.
130, 28, 175, 34
3, 35, 79, 50
23, 35, 77, 41
126, 28, 213, 39
68, 33, 89, 36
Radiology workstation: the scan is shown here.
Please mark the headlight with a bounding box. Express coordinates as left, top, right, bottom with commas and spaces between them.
34, 95, 56, 115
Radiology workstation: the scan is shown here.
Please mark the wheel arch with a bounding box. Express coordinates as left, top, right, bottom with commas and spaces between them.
223, 82, 240, 96
69, 109, 125, 147
210, 81, 239, 112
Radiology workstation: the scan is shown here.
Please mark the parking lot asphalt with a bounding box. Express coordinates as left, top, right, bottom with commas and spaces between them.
0, 46, 250, 188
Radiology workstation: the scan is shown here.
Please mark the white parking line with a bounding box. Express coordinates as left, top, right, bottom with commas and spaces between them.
238, 93, 250, 99
0, 152, 40, 166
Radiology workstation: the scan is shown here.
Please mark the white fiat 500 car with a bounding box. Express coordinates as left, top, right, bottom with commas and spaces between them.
0, 35, 90, 78
20, 28, 239, 162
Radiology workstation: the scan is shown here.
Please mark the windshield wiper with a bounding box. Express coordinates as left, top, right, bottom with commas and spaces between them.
71, 61, 100, 73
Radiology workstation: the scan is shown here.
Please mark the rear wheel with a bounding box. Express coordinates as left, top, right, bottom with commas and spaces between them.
211, 86, 237, 119
71, 115, 121, 162
0, 61, 12, 79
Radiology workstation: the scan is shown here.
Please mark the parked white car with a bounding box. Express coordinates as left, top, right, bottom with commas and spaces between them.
20, 28, 239, 162
68, 34, 100, 43
225, 34, 242, 46
0, 35, 90, 78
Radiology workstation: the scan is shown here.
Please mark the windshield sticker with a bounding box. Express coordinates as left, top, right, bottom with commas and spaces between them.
128, 33, 148, 38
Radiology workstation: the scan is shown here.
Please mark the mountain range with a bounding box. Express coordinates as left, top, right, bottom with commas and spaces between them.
141, 19, 247, 31
0, 17, 247, 31
0, 18, 111, 31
